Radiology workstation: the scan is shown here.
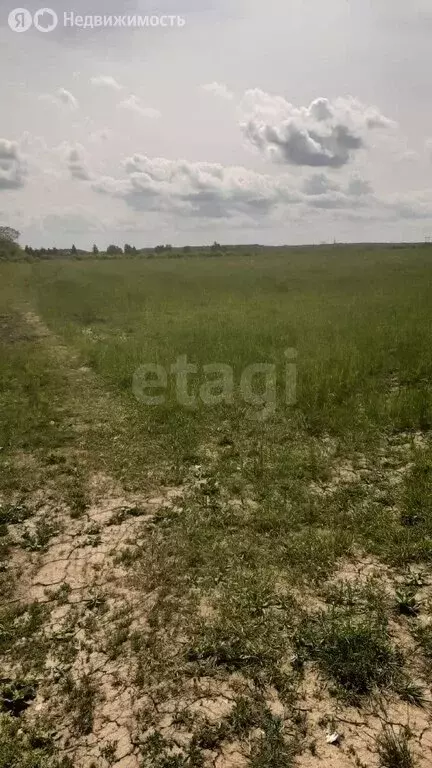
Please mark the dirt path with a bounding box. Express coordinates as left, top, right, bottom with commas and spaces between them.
2, 309, 185, 767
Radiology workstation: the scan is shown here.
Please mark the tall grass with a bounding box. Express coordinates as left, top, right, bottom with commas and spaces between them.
1, 245, 432, 483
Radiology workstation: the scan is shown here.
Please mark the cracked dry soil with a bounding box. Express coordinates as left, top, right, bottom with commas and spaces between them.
2, 309, 432, 768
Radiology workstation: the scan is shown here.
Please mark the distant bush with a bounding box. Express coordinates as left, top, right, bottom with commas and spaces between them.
0, 226, 22, 260
106, 244, 123, 255
0, 239, 22, 260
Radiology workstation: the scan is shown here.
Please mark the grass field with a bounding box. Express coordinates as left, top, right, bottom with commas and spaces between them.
1, 245, 432, 767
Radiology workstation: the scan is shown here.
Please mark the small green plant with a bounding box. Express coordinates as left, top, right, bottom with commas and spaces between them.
412, 624, 432, 672
106, 626, 130, 660
250, 715, 296, 768
139, 730, 204, 768
0, 713, 72, 767
63, 674, 97, 736
376, 726, 416, 768
67, 485, 88, 519
100, 741, 117, 765
186, 636, 265, 671
49, 583, 72, 605
107, 506, 145, 525
395, 586, 421, 617
395, 677, 427, 707
0, 603, 48, 672
21, 518, 59, 552
295, 611, 403, 700
0, 679, 37, 716
0, 502, 31, 526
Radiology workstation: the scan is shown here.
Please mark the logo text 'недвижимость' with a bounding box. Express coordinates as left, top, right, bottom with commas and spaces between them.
8, 8, 186, 32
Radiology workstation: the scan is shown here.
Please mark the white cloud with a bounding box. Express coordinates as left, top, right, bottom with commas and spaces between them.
118, 95, 161, 119
91, 150, 432, 226
302, 173, 339, 196
93, 154, 302, 218
40, 88, 79, 110
90, 75, 123, 90
240, 91, 395, 168
57, 88, 79, 109
202, 82, 234, 100
66, 144, 92, 181
0, 139, 27, 190
89, 129, 111, 143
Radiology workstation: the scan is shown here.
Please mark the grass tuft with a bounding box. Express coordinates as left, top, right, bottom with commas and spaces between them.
376, 726, 416, 768
295, 611, 403, 700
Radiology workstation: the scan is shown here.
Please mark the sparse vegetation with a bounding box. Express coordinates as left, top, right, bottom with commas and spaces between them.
294, 610, 404, 701
1, 246, 432, 764
376, 726, 416, 768
62, 673, 97, 736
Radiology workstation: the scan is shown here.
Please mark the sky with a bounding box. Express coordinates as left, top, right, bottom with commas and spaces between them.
1, 0, 432, 248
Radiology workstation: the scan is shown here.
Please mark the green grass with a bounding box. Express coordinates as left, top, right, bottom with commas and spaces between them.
0, 714, 73, 767
1, 245, 432, 764
377, 726, 416, 768
294, 609, 404, 701
1, 247, 432, 494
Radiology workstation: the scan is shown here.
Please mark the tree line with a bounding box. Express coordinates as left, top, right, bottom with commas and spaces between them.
0, 229, 229, 260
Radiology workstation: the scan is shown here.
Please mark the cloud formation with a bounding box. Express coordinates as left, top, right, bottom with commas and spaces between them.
0, 139, 27, 190
67, 145, 92, 181
240, 91, 394, 168
202, 82, 234, 100
90, 152, 387, 223
93, 154, 301, 218
118, 95, 161, 119
40, 88, 79, 110
90, 75, 122, 90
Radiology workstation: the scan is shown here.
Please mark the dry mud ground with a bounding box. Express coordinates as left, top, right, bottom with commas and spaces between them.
1, 309, 432, 767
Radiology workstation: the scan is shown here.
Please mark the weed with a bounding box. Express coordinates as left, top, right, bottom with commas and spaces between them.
21, 518, 59, 552
395, 586, 421, 617
376, 726, 416, 768
100, 741, 117, 764
0, 502, 31, 526
0, 602, 49, 672
0, 713, 72, 767
394, 677, 427, 708
50, 582, 72, 604
67, 483, 88, 519
139, 730, 204, 768
295, 611, 403, 700
0, 679, 37, 716
108, 506, 145, 525
62, 673, 97, 736
250, 715, 296, 768
412, 624, 432, 671
106, 625, 130, 660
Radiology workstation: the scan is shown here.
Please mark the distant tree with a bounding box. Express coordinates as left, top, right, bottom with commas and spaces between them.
0, 226, 21, 260
0, 226, 19, 243
71, 244, 77, 255
153, 244, 174, 255
210, 241, 223, 256
106, 244, 123, 255
124, 243, 136, 254
92, 244, 99, 255
183, 245, 192, 254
